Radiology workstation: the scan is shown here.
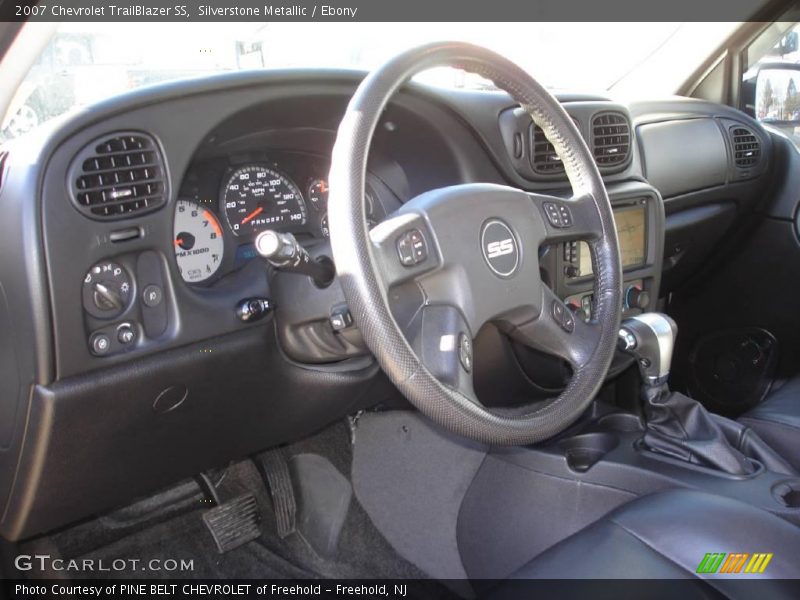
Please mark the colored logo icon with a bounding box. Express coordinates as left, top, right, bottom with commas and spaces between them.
696, 552, 773, 574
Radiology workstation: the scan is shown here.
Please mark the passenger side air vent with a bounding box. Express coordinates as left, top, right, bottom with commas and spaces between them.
591, 112, 631, 168
730, 126, 761, 168
69, 132, 167, 219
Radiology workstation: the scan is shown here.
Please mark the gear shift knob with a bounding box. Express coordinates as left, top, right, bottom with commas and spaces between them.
618, 313, 678, 385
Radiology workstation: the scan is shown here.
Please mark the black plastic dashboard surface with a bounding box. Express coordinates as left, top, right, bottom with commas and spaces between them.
638, 118, 729, 198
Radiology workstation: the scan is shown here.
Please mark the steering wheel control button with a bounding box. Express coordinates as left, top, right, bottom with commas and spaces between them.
397, 238, 415, 266
480, 219, 520, 278
89, 332, 111, 356
542, 202, 572, 228
409, 229, 428, 262
552, 300, 565, 324
397, 229, 427, 267
558, 205, 573, 227
543, 202, 562, 226
330, 305, 354, 331
142, 284, 163, 308
562, 311, 575, 333
458, 333, 473, 372
552, 300, 576, 333
117, 324, 136, 345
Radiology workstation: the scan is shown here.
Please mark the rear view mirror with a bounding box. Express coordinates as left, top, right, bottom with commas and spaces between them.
768, 31, 799, 56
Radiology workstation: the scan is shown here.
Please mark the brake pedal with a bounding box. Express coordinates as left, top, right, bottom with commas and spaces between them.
259, 449, 297, 538
202, 493, 261, 553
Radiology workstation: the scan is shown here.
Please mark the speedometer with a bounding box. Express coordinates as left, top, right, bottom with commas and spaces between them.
222, 165, 307, 236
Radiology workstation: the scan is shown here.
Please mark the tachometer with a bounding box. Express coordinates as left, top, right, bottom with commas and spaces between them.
174, 199, 224, 283
222, 165, 307, 236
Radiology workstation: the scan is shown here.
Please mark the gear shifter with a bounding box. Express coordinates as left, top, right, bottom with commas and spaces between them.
618, 313, 678, 385
618, 313, 755, 475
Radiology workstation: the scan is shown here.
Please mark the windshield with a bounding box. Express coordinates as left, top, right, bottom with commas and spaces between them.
2, 21, 740, 141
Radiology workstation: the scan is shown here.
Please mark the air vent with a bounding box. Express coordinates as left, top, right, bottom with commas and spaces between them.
592, 112, 630, 167
530, 119, 580, 175
70, 133, 167, 219
730, 126, 760, 168
530, 125, 564, 174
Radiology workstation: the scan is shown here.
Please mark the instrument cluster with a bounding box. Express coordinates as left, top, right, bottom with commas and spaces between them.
174, 151, 386, 284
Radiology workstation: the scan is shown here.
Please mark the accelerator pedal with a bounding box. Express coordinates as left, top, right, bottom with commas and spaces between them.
259, 448, 297, 538
201, 493, 261, 554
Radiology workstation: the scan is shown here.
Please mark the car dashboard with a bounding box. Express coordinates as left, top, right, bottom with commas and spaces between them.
0, 69, 775, 540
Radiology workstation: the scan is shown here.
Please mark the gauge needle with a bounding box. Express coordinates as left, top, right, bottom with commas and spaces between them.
241, 206, 264, 226
174, 238, 184, 247
203, 210, 222, 236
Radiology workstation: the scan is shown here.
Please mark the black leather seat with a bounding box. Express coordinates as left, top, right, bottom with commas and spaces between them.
495, 490, 799, 596
739, 377, 800, 471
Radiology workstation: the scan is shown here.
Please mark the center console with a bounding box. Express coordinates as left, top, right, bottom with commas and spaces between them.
547, 181, 664, 319
462, 310, 800, 579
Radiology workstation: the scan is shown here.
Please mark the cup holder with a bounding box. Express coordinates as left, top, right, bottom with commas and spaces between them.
558, 432, 619, 473
772, 480, 800, 508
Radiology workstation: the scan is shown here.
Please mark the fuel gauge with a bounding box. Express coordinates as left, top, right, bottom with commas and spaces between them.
307, 179, 329, 211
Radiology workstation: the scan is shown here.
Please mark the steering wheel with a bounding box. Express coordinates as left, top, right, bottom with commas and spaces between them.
329, 42, 622, 445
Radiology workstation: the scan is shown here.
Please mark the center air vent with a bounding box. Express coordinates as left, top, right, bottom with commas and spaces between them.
592, 112, 630, 167
730, 126, 761, 168
69, 132, 167, 219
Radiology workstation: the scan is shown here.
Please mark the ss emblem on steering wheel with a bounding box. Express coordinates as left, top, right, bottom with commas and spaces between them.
481, 219, 520, 278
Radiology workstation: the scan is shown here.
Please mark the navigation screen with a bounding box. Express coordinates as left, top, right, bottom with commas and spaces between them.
577, 204, 646, 276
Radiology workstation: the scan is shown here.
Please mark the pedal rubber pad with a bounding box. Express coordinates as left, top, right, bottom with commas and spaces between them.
260, 449, 297, 538
202, 493, 261, 553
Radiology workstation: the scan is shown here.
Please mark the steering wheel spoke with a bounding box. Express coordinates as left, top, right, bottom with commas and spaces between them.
530, 191, 603, 246
509, 285, 600, 370
369, 212, 441, 289
399, 302, 478, 402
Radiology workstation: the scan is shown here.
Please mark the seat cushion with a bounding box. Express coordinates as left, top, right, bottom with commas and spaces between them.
493, 490, 800, 597
739, 377, 800, 470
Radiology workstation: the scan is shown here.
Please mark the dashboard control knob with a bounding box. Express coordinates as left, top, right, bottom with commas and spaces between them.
83, 261, 132, 319
93, 282, 123, 312
117, 324, 136, 345
142, 284, 163, 308
625, 285, 650, 310
89, 332, 111, 356
236, 298, 273, 323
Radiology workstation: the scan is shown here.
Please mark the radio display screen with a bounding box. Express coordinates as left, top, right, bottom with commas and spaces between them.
577, 204, 646, 276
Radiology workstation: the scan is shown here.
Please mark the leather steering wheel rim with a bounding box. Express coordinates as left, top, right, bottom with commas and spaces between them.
329, 42, 622, 445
